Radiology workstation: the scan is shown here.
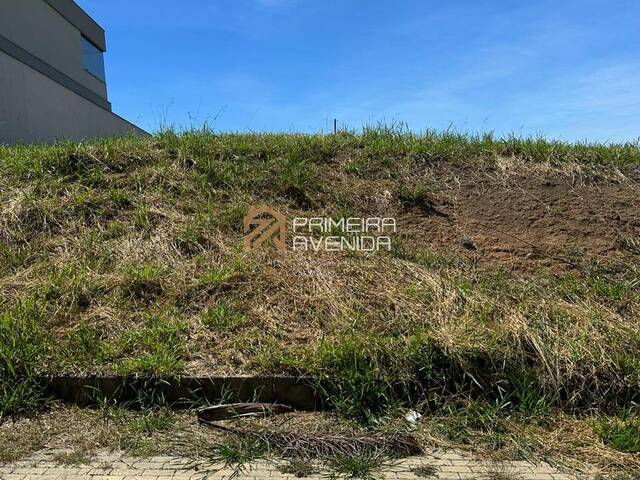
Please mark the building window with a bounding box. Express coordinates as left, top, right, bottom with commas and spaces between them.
82, 37, 106, 82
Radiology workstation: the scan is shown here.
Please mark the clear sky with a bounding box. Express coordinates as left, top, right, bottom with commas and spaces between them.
77, 0, 640, 142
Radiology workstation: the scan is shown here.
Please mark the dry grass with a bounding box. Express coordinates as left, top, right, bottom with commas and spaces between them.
0, 129, 639, 470
1, 406, 639, 475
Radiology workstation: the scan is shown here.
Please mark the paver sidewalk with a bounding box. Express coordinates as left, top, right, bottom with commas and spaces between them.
0, 450, 583, 479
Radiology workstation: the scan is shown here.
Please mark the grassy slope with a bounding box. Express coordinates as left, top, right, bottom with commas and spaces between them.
1, 128, 639, 470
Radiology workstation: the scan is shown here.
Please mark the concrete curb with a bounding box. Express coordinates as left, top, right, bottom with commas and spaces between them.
42, 375, 323, 410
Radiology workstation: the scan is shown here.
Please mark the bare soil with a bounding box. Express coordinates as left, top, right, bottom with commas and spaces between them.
398, 164, 640, 272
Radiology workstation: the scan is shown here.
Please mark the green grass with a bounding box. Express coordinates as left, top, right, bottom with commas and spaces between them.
396, 183, 444, 216
210, 436, 269, 475
277, 329, 551, 425
113, 352, 184, 377
280, 333, 444, 425
327, 452, 388, 480
108, 314, 187, 376
123, 264, 166, 300
0, 298, 48, 418
595, 416, 640, 453
1, 127, 639, 424
130, 409, 174, 434
54, 323, 107, 371
197, 260, 243, 289
201, 302, 245, 331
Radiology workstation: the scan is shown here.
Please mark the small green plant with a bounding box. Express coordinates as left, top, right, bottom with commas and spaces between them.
201, 302, 245, 331
198, 265, 238, 289
556, 272, 632, 303
621, 236, 640, 255
327, 452, 388, 480
397, 184, 444, 217
411, 465, 438, 478
214, 202, 249, 232
429, 400, 507, 444
53, 323, 106, 370
53, 449, 92, 466
484, 462, 521, 480
103, 220, 127, 239
108, 188, 133, 207
211, 436, 268, 475
595, 417, 640, 453
114, 352, 184, 377
278, 154, 318, 207
343, 157, 367, 175
132, 205, 154, 231
176, 222, 209, 256
108, 313, 187, 376
123, 264, 165, 300
39, 265, 104, 315
507, 369, 549, 416
486, 469, 519, 480
288, 333, 442, 425
131, 409, 174, 434
278, 459, 318, 478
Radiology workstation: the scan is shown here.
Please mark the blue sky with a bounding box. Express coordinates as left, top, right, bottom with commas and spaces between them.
77, 0, 640, 141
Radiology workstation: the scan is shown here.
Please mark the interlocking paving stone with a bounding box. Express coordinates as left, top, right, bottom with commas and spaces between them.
0, 450, 594, 480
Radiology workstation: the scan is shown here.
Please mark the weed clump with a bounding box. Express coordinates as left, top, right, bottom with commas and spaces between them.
595, 416, 640, 453
0, 299, 48, 417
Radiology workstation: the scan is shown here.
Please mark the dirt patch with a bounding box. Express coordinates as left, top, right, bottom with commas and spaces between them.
398, 164, 640, 272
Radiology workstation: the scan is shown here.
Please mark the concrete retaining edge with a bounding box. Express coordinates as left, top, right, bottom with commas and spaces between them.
42, 375, 323, 410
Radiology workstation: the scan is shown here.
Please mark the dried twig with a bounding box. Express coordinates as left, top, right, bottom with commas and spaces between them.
199, 419, 422, 458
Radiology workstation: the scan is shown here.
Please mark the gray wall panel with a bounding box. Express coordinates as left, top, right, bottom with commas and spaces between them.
0, 0, 108, 99
0, 34, 111, 111
44, 0, 106, 51
0, 51, 147, 145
